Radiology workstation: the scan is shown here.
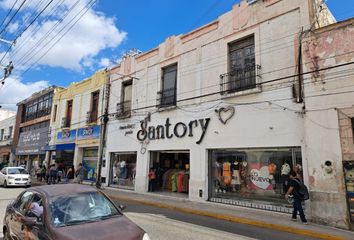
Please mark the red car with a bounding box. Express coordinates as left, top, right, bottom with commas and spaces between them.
2, 184, 151, 240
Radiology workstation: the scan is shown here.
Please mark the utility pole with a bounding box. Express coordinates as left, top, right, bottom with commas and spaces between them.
96, 68, 110, 189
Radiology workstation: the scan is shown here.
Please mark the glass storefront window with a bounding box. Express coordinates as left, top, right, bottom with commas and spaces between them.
82, 148, 98, 182
209, 147, 302, 204
110, 152, 137, 190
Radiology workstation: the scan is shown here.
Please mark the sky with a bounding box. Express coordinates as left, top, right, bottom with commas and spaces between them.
0, 0, 351, 110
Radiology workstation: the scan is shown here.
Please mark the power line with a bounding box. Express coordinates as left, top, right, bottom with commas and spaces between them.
0, 0, 27, 37
0, 0, 19, 31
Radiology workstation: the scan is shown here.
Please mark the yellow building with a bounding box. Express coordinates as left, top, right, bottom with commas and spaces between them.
47, 70, 108, 183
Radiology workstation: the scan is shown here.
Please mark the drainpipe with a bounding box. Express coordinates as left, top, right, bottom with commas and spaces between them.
96, 69, 110, 189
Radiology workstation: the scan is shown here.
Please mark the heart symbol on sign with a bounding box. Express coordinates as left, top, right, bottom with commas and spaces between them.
217, 106, 235, 125
250, 166, 271, 190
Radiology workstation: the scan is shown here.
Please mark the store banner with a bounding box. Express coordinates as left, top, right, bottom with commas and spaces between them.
16, 126, 49, 155
57, 129, 76, 143
77, 125, 100, 140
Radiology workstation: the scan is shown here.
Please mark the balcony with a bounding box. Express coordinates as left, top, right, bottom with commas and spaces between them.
116, 101, 132, 119
61, 117, 70, 128
220, 64, 261, 95
156, 87, 176, 108
86, 111, 98, 124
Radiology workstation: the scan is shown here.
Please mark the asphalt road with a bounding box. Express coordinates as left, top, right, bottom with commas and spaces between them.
0, 187, 319, 240
114, 199, 319, 240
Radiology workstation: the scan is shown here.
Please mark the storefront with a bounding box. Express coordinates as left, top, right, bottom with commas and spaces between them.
209, 147, 302, 212
109, 152, 137, 190
55, 129, 76, 171
149, 150, 190, 195
15, 126, 49, 173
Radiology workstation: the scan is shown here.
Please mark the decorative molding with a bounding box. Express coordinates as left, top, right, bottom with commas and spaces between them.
181, 21, 219, 43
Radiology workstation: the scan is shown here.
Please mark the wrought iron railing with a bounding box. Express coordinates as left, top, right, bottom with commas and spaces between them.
116, 101, 132, 119
86, 111, 98, 124
156, 87, 176, 108
220, 64, 261, 94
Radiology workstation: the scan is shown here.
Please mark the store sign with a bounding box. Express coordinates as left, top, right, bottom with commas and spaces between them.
250, 166, 271, 190
16, 126, 49, 155
77, 125, 100, 140
57, 129, 76, 143
137, 117, 210, 144
119, 124, 135, 136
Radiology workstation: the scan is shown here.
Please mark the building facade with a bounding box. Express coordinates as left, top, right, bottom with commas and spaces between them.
302, 18, 354, 230
104, 0, 335, 219
0, 114, 15, 166
12, 86, 61, 173
48, 70, 107, 182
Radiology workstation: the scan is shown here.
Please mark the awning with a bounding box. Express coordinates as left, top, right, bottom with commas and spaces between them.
41, 145, 56, 151
56, 143, 75, 151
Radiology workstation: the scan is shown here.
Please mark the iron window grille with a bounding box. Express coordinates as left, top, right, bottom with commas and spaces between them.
157, 87, 177, 108
116, 101, 132, 119
220, 64, 261, 94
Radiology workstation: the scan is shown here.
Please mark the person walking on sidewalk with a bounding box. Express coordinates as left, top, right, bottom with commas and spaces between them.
75, 163, 85, 184
285, 171, 308, 224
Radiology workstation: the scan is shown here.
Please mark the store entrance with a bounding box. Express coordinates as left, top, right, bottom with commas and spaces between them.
149, 151, 190, 197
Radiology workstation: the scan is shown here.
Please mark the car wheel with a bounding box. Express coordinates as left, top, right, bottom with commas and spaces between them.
3, 180, 7, 188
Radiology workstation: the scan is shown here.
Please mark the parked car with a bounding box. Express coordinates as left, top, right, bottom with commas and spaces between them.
0, 167, 31, 188
2, 184, 151, 240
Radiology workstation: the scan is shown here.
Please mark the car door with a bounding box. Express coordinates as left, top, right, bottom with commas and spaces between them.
25, 193, 50, 240
0, 167, 6, 184
9, 191, 34, 239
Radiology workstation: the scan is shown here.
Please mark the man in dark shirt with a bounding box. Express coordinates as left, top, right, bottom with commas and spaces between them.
285, 171, 308, 224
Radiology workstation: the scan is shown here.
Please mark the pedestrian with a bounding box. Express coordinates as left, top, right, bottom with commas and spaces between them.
49, 164, 57, 184
285, 171, 308, 224
148, 167, 156, 192
40, 166, 46, 182
65, 166, 75, 183
75, 163, 85, 184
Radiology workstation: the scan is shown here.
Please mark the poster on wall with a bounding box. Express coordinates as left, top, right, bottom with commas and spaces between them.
82, 159, 97, 182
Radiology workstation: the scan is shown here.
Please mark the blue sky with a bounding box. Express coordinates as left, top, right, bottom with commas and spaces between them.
0, 0, 351, 110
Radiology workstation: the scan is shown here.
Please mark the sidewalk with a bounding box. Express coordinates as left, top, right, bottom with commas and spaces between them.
102, 187, 353, 240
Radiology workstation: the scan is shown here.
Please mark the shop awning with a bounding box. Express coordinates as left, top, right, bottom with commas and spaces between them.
41, 145, 56, 151
56, 143, 75, 151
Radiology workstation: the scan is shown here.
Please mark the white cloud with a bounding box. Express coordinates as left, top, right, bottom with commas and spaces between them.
7, 22, 19, 34
2, 0, 127, 71
98, 57, 111, 68
0, 77, 49, 110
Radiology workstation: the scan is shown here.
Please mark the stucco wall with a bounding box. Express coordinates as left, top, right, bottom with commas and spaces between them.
302, 19, 354, 229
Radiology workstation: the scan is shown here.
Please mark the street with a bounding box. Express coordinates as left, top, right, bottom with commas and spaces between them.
0, 186, 334, 240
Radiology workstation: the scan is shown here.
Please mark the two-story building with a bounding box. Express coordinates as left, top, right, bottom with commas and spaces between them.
49, 70, 107, 182
104, 0, 334, 219
301, 17, 354, 230
12, 86, 61, 173
0, 114, 16, 166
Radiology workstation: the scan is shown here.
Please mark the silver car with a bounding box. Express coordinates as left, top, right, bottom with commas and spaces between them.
0, 167, 32, 187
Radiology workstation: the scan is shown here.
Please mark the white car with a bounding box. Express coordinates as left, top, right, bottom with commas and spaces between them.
0, 167, 31, 188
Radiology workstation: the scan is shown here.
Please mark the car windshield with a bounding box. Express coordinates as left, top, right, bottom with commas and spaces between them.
49, 192, 121, 227
8, 168, 28, 174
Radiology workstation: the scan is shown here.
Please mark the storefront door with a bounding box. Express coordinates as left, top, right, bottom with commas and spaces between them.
149, 151, 190, 196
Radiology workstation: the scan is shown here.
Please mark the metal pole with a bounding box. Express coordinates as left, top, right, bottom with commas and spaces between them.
96, 69, 110, 189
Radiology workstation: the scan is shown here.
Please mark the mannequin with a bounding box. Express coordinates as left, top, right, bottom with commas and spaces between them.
281, 162, 291, 194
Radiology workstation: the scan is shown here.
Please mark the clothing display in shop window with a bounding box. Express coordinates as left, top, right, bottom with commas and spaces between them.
281, 162, 291, 194
119, 161, 127, 179
223, 162, 232, 185
231, 162, 241, 185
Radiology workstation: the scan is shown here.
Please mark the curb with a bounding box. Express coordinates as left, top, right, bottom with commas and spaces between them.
108, 194, 348, 240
